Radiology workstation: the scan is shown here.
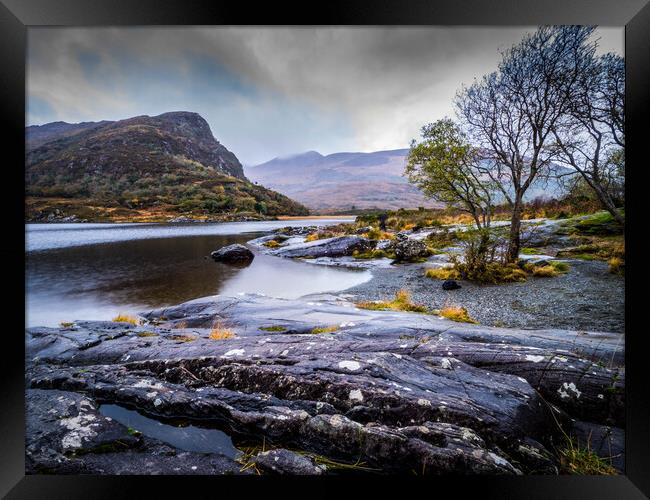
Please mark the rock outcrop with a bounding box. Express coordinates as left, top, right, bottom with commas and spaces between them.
25, 293, 624, 475
211, 244, 255, 264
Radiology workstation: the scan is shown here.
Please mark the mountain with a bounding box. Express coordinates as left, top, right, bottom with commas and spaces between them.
245, 149, 443, 212
25, 112, 309, 221
245, 149, 573, 213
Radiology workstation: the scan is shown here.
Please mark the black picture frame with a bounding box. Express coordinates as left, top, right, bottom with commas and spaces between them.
3, 1, 649, 497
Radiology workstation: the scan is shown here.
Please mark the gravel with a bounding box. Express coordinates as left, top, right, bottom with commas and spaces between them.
341, 258, 624, 334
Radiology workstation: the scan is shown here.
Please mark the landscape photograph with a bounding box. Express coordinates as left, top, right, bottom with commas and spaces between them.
25, 25, 625, 476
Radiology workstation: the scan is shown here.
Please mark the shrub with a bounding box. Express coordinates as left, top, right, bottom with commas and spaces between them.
112, 314, 140, 325
439, 306, 478, 324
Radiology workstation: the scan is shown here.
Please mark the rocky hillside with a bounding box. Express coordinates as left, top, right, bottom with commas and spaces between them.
25, 112, 309, 221
245, 149, 572, 214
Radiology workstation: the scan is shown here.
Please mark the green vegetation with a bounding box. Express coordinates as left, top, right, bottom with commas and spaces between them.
352, 248, 396, 260
424, 267, 460, 280
25, 114, 309, 221
259, 325, 288, 332
556, 435, 617, 475
310, 326, 339, 334
136, 331, 159, 337
356, 289, 430, 314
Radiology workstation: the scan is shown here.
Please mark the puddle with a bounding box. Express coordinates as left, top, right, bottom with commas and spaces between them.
99, 404, 242, 459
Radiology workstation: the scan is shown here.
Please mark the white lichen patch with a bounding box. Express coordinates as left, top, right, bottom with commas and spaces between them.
223, 348, 245, 357
525, 355, 546, 363
338, 360, 361, 371
59, 414, 99, 450
349, 389, 364, 402
132, 380, 165, 390
557, 382, 582, 399
153, 398, 163, 407
417, 398, 432, 407
461, 428, 480, 443
440, 358, 452, 370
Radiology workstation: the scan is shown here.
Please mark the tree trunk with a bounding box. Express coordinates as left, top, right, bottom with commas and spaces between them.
506, 195, 523, 263
587, 178, 625, 227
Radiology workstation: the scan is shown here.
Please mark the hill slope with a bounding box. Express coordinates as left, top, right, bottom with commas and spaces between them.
245, 149, 442, 212
245, 149, 572, 213
26, 112, 308, 221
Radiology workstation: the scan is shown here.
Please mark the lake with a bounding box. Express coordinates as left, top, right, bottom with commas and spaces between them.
25, 219, 371, 327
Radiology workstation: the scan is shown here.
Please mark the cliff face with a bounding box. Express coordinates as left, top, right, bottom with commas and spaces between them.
25, 111, 309, 219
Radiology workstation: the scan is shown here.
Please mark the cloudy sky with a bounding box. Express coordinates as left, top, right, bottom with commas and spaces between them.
27, 27, 623, 165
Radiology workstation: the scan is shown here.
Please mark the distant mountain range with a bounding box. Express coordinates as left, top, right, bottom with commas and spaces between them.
25, 112, 308, 221
245, 149, 572, 213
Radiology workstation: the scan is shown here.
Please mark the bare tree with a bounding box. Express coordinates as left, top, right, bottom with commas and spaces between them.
456, 26, 597, 262
550, 52, 625, 226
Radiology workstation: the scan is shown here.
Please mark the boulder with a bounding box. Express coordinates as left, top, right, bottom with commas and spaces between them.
394, 239, 428, 261
211, 244, 254, 264
254, 449, 326, 475
442, 280, 461, 291
273, 236, 376, 259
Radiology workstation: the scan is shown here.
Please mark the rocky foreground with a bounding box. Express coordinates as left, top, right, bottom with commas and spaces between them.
26, 292, 624, 475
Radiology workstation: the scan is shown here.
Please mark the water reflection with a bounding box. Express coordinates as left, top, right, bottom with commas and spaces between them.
26, 221, 371, 327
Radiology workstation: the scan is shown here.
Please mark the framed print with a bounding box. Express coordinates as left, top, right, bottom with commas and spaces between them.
2, 0, 649, 497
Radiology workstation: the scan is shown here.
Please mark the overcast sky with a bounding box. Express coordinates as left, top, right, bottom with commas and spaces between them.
27, 26, 623, 165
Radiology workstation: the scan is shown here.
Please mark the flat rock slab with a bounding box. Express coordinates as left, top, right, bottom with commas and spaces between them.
25, 293, 624, 475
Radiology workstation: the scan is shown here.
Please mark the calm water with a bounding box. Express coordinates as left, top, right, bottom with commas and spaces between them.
26, 219, 371, 327
99, 404, 241, 458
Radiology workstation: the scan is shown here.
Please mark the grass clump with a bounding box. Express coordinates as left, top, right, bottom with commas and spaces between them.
259, 325, 287, 332
169, 334, 197, 342
209, 326, 235, 340
263, 240, 281, 248
556, 435, 618, 475
438, 306, 477, 324
357, 289, 430, 314
608, 257, 624, 275
424, 267, 460, 280
531, 265, 560, 277
352, 248, 395, 260
520, 247, 541, 255
364, 228, 394, 240
112, 314, 140, 325
136, 331, 159, 337
59, 321, 74, 328
311, 325, 339, 334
